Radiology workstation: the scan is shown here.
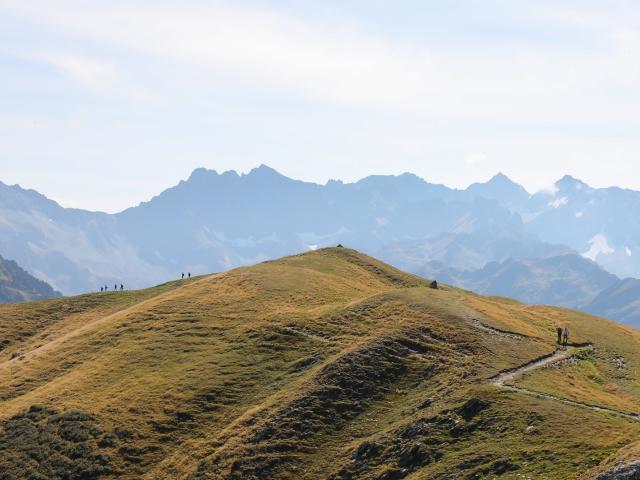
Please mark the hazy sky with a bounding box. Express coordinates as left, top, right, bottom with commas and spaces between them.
2, 0, 640, 212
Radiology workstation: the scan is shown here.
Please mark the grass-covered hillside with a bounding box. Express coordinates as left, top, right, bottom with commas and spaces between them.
1, 247, 639, 479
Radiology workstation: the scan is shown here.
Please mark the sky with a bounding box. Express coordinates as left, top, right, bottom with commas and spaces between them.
2, 0, 640, 212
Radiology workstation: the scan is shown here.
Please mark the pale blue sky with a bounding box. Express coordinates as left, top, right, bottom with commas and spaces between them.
2, 0, 640, 212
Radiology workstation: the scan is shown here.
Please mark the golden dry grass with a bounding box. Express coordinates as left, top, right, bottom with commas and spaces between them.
1, 247, 639, 479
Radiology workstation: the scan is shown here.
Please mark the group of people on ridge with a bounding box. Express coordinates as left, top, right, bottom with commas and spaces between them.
100, 284, 124, 293
98, 272, 191, 294
556, 326, 570, 346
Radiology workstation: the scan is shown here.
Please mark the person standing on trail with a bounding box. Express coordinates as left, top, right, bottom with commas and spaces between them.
100, 287, 103, 293
562, 327, 569, 346
556, 326, 563, 344
120, 284, 124, 291
188, 272, 191, 278
114, 283, 118, 292
182, 272, 184, 279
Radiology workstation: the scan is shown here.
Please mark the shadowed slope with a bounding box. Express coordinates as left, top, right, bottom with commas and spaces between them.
0, 254, 61, 303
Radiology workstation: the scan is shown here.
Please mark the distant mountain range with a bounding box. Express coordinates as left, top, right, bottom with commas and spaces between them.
1, 165, 639, 324
0, 166, 552, 294
0, 255, 61, 303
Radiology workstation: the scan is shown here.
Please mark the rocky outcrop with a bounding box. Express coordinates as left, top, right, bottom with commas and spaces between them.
596, 461, 640, 480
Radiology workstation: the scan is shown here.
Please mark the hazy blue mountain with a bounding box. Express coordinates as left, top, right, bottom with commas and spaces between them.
0, 255, 61, 303
114, 166, 535, 278
463, 173, 640, 279
2, 165, 640, 315
441, 172, 640, 280
3, 166, 543, 294
519, 176, 640, 278
0, 181, 171, 294
425, 253, 640, 326
587, 278, 640, 326
466, 172, 531, 211
376, 230, 570, 273
427, 254, 617, 308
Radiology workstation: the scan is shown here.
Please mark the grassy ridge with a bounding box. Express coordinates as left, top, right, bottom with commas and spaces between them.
0, 248, 639, 479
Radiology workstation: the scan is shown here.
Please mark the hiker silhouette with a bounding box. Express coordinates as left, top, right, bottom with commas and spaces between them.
556, 327, 563, 344
562, 327, 569, 346
100, 287, 103, 293
120, 284, 124, 291
188, 272, 191, 278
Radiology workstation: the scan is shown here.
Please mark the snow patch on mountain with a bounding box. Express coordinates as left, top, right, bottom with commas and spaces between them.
548, 196, 568, 208
583, 234, 615, 261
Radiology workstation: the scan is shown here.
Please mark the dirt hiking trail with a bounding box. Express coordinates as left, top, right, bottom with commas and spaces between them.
484, 334, 640, 422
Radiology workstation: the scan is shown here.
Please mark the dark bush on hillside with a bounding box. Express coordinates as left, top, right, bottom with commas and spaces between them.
0, 405, 117, 480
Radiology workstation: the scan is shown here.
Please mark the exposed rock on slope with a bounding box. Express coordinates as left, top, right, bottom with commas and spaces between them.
596, 461, 640, 480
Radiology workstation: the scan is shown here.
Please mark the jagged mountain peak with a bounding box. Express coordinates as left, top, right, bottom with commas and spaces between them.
555, 174, 590, 191
244, 164, 284, 178
488, 171, 516, 184
473, 171, 527, 190
355, 171, 427, 186
466, 171, 530, 208
187, 167, 219, 182
186, 165, 290, 184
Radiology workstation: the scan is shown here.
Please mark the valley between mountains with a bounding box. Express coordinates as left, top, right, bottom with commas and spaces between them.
1, 248, 640, 479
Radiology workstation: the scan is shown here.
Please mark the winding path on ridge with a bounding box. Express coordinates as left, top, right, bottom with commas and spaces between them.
489, 347, 583, 387
475, 321, 640, 422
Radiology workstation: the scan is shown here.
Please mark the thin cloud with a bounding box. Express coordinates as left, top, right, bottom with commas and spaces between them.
3, 0, 640, 120
45, 55, 117, 89
465, 153, 488, 165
